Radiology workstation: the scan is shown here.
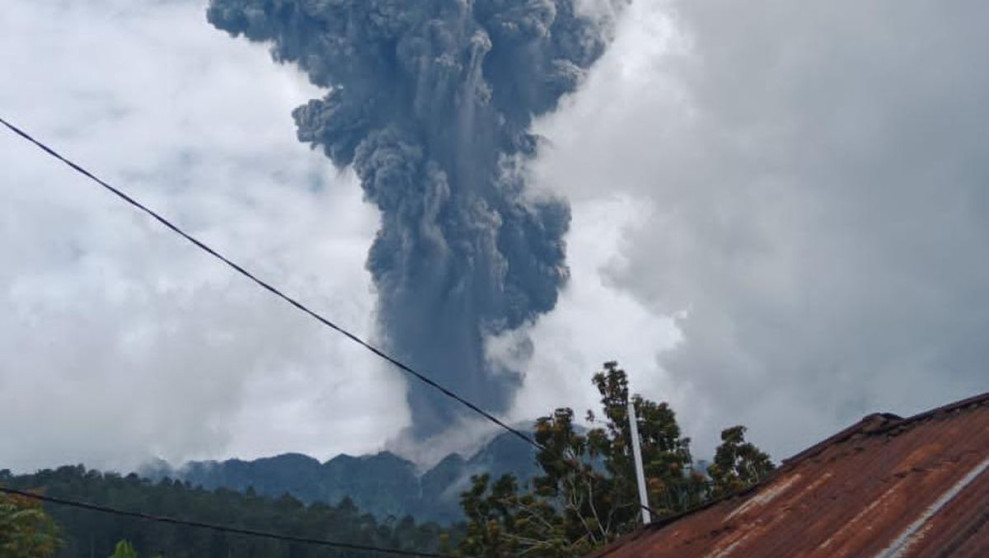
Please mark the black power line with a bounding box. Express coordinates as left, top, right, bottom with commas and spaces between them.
0, 116, 538, 452
0, 487, 450, 557
0, 116, 662, 520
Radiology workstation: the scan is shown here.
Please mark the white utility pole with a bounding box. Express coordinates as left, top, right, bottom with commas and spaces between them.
627, 400, 651, 525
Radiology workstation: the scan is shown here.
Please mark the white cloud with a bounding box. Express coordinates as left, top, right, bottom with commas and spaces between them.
530, 0, 989, 458
496, 195, 682, 425
0, 0, 406, 472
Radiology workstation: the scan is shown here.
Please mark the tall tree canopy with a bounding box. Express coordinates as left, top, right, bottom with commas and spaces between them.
707, 425, 774, 498
0, 490, 61, 558
457, 362, 774, 557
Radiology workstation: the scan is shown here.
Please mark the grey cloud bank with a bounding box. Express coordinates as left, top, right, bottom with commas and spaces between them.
206, 0, 620, 437
530, 0, 989, 457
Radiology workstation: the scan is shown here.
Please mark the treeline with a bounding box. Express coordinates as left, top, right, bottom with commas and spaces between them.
1, 466, 457, 558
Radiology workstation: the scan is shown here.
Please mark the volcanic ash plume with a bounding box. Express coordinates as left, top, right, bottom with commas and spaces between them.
208, 0, 618, 437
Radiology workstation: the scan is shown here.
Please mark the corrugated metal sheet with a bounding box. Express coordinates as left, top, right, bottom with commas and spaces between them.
590, 392, 989, 558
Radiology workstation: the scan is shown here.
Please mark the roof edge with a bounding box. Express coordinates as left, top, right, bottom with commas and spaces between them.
781, 390, 989, 470
586, 389, 989, 557
890, 390, 989, 427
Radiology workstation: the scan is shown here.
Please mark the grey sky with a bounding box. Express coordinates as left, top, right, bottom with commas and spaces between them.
3, 0, 987, 472
530, 0, 989, 456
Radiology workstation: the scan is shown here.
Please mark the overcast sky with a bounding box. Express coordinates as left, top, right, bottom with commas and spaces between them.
3, 0, 987, 474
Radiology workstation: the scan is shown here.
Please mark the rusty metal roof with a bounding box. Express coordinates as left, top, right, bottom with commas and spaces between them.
590, 391, 989, 558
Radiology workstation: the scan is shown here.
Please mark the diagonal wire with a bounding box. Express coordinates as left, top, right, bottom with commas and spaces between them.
0, 487, 450, 557
0, 116, 538, 451
0, 116, 662, 520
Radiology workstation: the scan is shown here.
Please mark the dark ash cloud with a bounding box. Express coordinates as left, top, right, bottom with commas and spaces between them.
207, 0, 618, 436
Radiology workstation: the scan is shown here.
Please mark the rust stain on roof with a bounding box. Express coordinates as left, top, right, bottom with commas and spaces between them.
589, 392, 989, 558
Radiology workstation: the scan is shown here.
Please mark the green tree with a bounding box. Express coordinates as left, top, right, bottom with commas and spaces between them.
109, 540, 138, 558
586, 362, 707, 517
707, 425, 775, 498
457, 361, 773, 557
0, 491, 62, 558
6, 466, 453, 557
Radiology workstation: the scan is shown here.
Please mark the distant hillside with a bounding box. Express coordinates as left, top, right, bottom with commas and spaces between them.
1, 465, 453, 558
140, 431, 541, 523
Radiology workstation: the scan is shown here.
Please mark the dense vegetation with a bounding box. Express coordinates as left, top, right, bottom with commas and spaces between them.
0, 490, 62, 557
0, 467, 455, 558
1, 361, 772, 557
456, 362, 774, 557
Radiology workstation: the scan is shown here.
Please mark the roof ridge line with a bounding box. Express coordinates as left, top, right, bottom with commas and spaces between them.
887, 390, 989, 428
781, 390, 989, 470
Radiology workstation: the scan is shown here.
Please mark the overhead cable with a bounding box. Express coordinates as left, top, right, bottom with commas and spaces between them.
0, 116, 537, 451
0, 116, 661, 519
0, 486, 450, 557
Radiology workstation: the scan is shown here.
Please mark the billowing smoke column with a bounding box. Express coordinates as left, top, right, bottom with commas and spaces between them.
208, 0, 616, 437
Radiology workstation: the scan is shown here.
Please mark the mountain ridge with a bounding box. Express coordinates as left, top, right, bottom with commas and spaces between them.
139, 431, 540, 523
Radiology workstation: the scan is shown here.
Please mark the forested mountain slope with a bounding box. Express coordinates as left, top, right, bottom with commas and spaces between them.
1, 466, 455, 558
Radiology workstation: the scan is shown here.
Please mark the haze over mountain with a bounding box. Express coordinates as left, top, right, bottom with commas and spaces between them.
141, 431, 540, 523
